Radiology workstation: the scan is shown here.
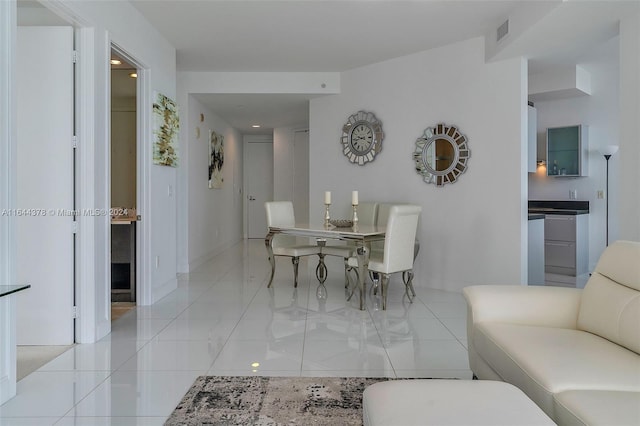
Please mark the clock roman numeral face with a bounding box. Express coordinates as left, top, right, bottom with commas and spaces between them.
350, 124, 374, 153
340, 111, 384, 166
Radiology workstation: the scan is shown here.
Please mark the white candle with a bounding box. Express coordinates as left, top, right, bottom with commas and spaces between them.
352, 190, 359, 206
324, 191, 331, 205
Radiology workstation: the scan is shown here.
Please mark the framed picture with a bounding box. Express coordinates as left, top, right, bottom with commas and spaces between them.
208, 130, 224, 189
152, 92, 179, 167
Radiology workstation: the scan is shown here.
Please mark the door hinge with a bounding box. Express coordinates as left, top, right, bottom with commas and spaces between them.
72, 50, 78, 63
72, 136, 78, 149
72, 221, 78, 234
72, 306, 79, 319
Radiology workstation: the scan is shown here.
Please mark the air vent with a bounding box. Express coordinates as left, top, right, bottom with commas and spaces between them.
497, 19, 509, 42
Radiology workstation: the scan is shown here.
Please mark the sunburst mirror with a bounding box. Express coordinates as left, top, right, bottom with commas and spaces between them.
413, 123, 470, 187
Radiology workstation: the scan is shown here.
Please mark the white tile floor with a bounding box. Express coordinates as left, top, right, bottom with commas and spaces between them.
0, 240, 472, 425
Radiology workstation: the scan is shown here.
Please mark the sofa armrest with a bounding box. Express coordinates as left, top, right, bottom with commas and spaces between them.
463, 285, 582, 334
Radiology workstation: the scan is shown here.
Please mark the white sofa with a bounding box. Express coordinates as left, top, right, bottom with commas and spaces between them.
464, 240, 640, 426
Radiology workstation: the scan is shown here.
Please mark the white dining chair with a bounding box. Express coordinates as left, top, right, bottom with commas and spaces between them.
265, 201, 320, 288
347, 204, 422, 310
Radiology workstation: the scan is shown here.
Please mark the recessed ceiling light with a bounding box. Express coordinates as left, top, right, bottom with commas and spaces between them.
110, 59, 121, 65
251, 124, 261, 128
129, 73, 138, 78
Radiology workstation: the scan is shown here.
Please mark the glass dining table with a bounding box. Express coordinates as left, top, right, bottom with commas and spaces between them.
265, 223, 386, 310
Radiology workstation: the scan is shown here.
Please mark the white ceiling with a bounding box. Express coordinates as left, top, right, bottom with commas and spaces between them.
19, 1, 637, 135
128, 0, 635, 134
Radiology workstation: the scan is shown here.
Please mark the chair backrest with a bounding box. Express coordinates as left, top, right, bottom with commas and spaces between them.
265, 201, 297, 248
376, 203, 394, 229
358, 202, 378, 226
265, 201, 295, 227
379, 205, 422, 274
374, 203, 405, 252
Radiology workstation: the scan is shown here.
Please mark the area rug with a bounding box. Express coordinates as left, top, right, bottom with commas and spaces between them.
165, 375, 391, 426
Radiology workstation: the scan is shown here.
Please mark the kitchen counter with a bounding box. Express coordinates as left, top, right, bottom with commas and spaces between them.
528, 200, 589, 215
0, 284, 30, 298
528, 213, 545, 220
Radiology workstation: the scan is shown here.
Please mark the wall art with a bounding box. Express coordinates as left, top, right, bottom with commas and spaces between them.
413, 123, 470, 187
152, 92, 179, 167
208, 129, 224, 189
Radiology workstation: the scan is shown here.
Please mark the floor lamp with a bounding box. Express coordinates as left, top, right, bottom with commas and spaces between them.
600, 145, 619, 246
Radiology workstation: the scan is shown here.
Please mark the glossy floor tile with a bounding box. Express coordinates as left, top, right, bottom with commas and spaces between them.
1, 240, 472, 425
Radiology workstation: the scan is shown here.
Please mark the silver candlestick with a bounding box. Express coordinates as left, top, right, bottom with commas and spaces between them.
352, 204, 359, 227
324, 203, 331, 228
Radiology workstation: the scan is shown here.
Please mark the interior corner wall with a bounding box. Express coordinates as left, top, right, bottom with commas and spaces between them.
619, 11, 640, 242
186, 96, 243, 271
528, 36, 621, 270
309, 37, 527, 293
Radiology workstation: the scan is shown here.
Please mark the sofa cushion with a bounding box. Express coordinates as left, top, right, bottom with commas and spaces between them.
578, 240, 640, 354
554, 390, 640, 426
473, 322, 640, 416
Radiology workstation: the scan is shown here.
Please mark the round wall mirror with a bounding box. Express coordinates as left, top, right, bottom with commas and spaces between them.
413, 123, 470, 187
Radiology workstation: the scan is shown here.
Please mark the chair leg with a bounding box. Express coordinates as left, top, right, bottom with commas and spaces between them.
346, 267, 359, 301
402, 270, 416, 302
267, 256, 276, 288
343, 258, 350, 288
291, 256, 300, 288
380, 273, 390, 310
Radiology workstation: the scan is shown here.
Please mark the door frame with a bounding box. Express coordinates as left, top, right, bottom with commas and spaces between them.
109, 43, 150, 307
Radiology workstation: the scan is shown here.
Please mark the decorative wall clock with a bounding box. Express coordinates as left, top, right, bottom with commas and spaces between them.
341, 110, 384, 165
413, 123, 470, 187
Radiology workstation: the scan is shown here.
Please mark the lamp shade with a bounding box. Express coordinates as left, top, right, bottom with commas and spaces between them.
600, 145, 619, 157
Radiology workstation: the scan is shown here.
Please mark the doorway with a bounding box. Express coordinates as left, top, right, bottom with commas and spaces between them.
245, 136, 274, 239
110, 49, 138, 320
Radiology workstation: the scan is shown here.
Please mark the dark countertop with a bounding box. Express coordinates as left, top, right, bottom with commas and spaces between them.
0, 284, 30, 298
528, 200, 590, 216
528, 213, 545, 220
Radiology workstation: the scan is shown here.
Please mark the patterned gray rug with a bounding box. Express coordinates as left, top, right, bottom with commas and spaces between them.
165, 375, 390, 426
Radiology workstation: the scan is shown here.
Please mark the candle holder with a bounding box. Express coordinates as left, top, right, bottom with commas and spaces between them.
324, 203, 331, 228
352, 204, 359, 227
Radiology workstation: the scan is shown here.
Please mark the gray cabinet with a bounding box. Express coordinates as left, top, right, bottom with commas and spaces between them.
544, 214, 588, 276
546, 125, 588, 177
528, 217, 545, 285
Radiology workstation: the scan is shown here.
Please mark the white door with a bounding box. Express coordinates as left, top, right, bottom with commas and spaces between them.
246, 140, 273, 238
16, 26, 75, 344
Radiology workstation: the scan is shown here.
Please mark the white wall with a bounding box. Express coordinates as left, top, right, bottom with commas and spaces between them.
273, 127, 310, 222
619, 12, 640, 242
528, 36, 620, 270
310, 37, 528, 292
185, 96, 243, 271
273, 127, 295, 202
